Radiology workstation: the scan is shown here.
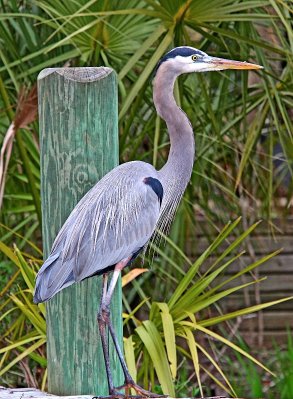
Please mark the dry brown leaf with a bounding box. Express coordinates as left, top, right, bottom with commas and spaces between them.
14, 85, 38, 130
0, 85, 38, 209
122, 268, 148, 288
0, 122, 16, 209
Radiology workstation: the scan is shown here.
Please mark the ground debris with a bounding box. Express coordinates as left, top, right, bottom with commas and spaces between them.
0, 387, 237, 399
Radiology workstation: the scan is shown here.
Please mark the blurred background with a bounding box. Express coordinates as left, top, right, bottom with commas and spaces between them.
0, 1, 292, 398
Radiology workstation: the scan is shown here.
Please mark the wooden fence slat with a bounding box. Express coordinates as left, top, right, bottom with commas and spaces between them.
208, 274, 293, 291
194, 217, 293, 236
196, 255, 293, 274
186, 218, 293, 346
188, 235, 292, 255
225, 293, 293, 311
236, 311, 293, 330
240, 331, 291, 346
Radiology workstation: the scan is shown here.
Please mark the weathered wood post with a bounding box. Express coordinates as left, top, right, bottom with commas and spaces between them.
38, 68, 122, 395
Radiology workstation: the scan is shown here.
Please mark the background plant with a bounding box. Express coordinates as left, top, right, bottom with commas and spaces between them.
123, 219, 293, 397
0, 241, 46, 389
225, 331, 293, 399
1, 220, 292, 395
0, 0, 292, 244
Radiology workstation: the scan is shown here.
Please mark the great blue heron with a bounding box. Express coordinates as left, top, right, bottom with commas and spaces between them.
34, 47, 262, 398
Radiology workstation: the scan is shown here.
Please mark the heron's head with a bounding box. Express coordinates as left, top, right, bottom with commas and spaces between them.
154, 46, 263, 76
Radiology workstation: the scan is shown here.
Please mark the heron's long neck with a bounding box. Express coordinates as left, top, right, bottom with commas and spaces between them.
153, 66, 195, 209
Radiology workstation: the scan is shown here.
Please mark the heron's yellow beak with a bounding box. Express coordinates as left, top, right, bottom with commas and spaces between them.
208, 57, 263, 70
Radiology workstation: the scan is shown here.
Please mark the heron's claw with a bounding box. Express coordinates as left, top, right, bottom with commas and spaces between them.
92, 390, 125, 399
93, 396, 166, 399
92, 393, 161, 399
92, 396, 123, 399
116, 381, 167, 398
93, 397, 163, 399
93, 382, 168, 399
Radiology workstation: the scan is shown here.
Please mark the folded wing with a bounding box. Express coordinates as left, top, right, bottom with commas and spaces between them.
34, 161, 162, 303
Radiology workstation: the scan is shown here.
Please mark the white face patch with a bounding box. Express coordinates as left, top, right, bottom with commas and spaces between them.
174, 55, 195, 64
181, 62, 214, 73
166, 52, 215, 74
173, 51, 207, 64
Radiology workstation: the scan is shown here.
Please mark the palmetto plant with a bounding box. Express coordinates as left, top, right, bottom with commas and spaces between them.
1, 219, 293, 395
0, 0, 292, 238
226, 331, 293, 399
0, 242, 46, 389
123, 218, 293, 396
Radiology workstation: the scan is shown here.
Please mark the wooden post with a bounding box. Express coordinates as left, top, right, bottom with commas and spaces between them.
38, 68, 122, 395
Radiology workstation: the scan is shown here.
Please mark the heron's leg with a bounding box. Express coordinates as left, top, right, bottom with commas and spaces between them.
101, 261, 132, 382
96, 260, 131, 399
95, 261, 167, 399
102, 273, 108, 301
107, 313, 133, 383
101, 262, 151, 387
107, 320, 166, 398
97, 273, 116, 395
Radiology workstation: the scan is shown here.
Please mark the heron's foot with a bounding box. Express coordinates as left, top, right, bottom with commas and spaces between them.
92, 390, 124, 399
116, 381, 168, 398
92, 382, 168, 399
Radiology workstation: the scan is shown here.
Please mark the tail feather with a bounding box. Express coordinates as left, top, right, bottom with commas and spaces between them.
33, 252, 74, 303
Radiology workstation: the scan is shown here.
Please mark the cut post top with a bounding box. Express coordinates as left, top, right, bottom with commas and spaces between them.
38, 67, 113, 83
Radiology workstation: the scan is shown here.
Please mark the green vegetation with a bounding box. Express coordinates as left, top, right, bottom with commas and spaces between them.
2, 220, 292, 395
0, 0, 292, 397
226, 332, 293, 399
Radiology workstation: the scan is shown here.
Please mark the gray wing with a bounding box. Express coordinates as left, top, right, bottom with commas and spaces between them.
34, 161, 162, 303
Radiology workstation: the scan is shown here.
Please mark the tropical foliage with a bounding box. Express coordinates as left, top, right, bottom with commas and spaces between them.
123, 219, 293, 397
226, 331, 293, 399
0, 242, 46, 389
0, 0, 292, 244
1, 219, 293, 395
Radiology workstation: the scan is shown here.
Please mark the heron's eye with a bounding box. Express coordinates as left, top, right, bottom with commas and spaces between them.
191, 54, 198, 61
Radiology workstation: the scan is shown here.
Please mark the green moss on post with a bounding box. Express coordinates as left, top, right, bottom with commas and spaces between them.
38, 67, 122, 395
